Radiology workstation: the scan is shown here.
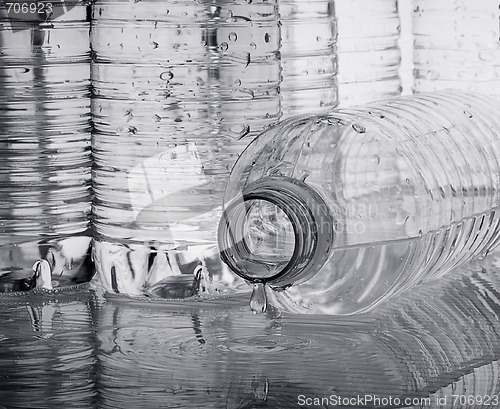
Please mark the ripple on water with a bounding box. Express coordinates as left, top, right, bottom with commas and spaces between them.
0, 286, 98, 409
222, 334, 313, 354
4, 252, 500, 408
94, 294, 389, 409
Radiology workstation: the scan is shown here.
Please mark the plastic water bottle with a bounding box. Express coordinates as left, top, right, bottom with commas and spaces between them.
278, 0, 338, 117
413, 0, 500, 98
0, 1, 93, 292
335, 0, 402, 106
91, 0, 280, 296
218, 90, 500, 315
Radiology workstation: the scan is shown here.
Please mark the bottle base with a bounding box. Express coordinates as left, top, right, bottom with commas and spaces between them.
92, 239, 247, 299
0, 235, 93, 293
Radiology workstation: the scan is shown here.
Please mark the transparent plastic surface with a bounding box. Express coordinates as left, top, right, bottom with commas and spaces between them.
91, 0, 279, 296
413, 0, 500, 99
219, 90, 500, 314
0, 1, 93, 291
335, 0, 402, 106
278, 0, 338, 117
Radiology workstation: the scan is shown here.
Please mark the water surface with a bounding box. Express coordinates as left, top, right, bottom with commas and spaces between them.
2, 252, 500, 408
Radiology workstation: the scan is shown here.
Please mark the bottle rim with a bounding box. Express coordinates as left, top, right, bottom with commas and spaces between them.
218, 176, 334, 288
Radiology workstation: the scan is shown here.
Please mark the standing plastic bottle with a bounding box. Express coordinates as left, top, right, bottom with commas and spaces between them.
0, 1, 93, 291
413, 0, 500, 98
91, 0, 280, 296
278, 0, 338, 117
218, 90, 500, 315
335, 0, 402, 106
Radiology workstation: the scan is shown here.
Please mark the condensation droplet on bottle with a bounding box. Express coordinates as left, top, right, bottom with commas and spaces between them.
396, 211, 410, 226
160, 71, 174, 81
124, 109, 133, 121
250, 42, 257, 50
371, 154, 380, 165
154, 114, 161, 122
264, 33, 271, 43
230, 124, 250, 138
220, 42, 229, 51
116, 125, 137, 135
352, 123, 366, 133
150, 41, 159, 49
234, 79, 242, 87
250, 282, 267, 314
425, 70, 440, 80
479, 51, 495, 62
228, 32, 237, 41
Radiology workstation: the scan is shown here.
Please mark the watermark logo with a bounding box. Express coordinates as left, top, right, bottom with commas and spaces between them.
1, 0, 77, 31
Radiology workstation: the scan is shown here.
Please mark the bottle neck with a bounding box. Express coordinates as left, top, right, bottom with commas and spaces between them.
218, 176, 333, 289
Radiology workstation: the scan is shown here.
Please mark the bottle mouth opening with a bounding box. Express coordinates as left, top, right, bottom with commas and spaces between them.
218, 176, 333, 288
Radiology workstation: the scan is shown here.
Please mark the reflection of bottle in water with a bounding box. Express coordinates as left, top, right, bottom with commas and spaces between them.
224, 254, 500, 406
369, 255, 500, 406
94, 250, 500, 407
91, 0, 280, 296
335, 0, 401, 106
413, 0, 500, 98
218, 90, 500, 315
0, 288, 98, 407
278, 0, 338, 117
424, 362, 500, 409
0, 1, 93, 291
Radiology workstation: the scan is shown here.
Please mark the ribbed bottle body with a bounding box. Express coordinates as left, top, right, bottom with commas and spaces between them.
413, 0, 500, 98
91, 0, 280, 296
335, 0, 401, 106
220, 90, 500, 314
0, 2, 93, 290
278, 0, 338, 117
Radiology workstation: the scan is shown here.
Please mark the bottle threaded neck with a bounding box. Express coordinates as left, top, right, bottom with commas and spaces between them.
218, 176, 333, 289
